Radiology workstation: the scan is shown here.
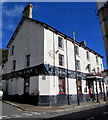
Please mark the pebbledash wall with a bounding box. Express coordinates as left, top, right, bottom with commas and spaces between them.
2, 4, 107, 106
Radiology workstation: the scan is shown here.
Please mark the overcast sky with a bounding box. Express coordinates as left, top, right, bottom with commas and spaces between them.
2, 2, 107, 68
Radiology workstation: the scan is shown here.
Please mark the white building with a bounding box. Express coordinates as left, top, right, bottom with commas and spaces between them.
2, 4, 107, 106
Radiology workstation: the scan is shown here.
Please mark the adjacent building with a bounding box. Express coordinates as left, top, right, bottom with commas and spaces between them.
97, 0, 108, 63
2, 4, 107, 106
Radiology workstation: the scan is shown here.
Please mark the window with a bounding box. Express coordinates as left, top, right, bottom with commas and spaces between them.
59, 77, 65, 94
59, 54, 64, 66
11, 45, 14, 55
58, 36, 63, 48
76, 60, 80, 70
26, 54, 30, 67
86, 51, 90, 60
77, 80, 82, 94
75, 45, 79, 55
96, 56, 98, 64
24, 77, 30, 94
97, 67, 100, 73
88, 64, 91, 72
13, 60, 16, 70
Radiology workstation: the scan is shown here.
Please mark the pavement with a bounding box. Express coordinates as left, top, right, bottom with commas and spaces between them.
2, 100, 108, 113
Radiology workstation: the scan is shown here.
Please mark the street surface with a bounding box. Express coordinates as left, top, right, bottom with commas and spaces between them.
1, 101, 108, 120
44, 104, 108, 120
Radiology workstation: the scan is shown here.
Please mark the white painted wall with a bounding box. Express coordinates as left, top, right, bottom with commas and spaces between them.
44, 28, 103, 74
29, 76, 39, 95
3, 19, 44, 74
8, 78, 24, 95
68, 78, 77, 94
2, 80, 6, 92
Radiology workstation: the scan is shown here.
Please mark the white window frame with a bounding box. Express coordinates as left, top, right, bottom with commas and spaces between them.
76, 60, 80, 70
86, 51, 90, 60
59, 54, 64, 66
75, 45, 79, 56
58, 36, 63, 49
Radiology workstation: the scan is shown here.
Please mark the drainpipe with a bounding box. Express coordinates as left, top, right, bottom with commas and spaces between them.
72, 30, 80, 106
53, 32, 55, 87
66, 39, 70, 105
102, 78, 106, 101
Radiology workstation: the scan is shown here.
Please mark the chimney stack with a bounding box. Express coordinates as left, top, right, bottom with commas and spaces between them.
22, 3, 33, 18
80, 41, 86, 46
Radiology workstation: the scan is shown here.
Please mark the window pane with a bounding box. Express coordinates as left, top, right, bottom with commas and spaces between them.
75, 46, 79, 55
58, 37, 63, 48
96, 56, 98, 64
59, 54, 64, 66
76, 60, 80, 70
26, 55, 30, 67
59, 77, 65, 94
11, 45, 14, 55
86, 51, 90, 60
13, 60, 16, 70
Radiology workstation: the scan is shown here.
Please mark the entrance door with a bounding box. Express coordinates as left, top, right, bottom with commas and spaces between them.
88, 80, 94, 100
24, 77, 30, 94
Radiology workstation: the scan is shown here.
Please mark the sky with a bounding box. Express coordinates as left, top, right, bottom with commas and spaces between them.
1, 2, 107, 69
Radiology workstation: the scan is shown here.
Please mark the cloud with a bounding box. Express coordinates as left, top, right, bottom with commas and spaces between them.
3, 4, 24, 17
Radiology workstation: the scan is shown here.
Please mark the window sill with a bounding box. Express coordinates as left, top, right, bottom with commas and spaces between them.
59, 92, 65, 94
59, 65, 65, 68
87, 59, 90, 61
76, 54, 80, 57
58, 47, 64, 51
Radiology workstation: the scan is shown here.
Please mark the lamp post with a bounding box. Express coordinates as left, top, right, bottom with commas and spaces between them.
72, 30, 80, 106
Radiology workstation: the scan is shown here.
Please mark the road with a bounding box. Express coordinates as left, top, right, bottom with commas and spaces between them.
1, 101, 108, 120
44, 104, 108, 120
1, 101, 43, 119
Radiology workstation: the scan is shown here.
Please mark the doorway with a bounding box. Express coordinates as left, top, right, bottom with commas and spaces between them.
88, 80, 94, 101
24, 77, 30, 94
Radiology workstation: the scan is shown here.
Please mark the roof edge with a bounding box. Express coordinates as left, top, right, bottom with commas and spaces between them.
6, 16, 104, 58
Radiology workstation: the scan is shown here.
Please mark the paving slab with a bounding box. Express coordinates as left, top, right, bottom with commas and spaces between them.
3, 100, 107, 113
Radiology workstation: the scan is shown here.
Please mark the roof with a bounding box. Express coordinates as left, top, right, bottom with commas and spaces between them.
7, 16, 103, 58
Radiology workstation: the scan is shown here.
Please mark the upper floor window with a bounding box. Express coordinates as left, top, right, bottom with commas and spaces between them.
26, 54, 30, 67
10, 45, 14, 55
59, 54, 64, 66
75, 45, 79, 55
76, 60, 80, 70
86, 51, 90, 60
97, 67, 100, 73
96, 56, 98, 64
87, 64, 91, 72
13, 60, 16, 70
58, 36, 63, 48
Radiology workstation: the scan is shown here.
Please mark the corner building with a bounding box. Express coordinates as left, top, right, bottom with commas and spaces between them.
2, 4, 107, 106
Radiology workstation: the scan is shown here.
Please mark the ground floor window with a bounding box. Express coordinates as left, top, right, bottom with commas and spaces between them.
77, 79, 82, 94
24, 77, 30, 94
59, 77, 65, 94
